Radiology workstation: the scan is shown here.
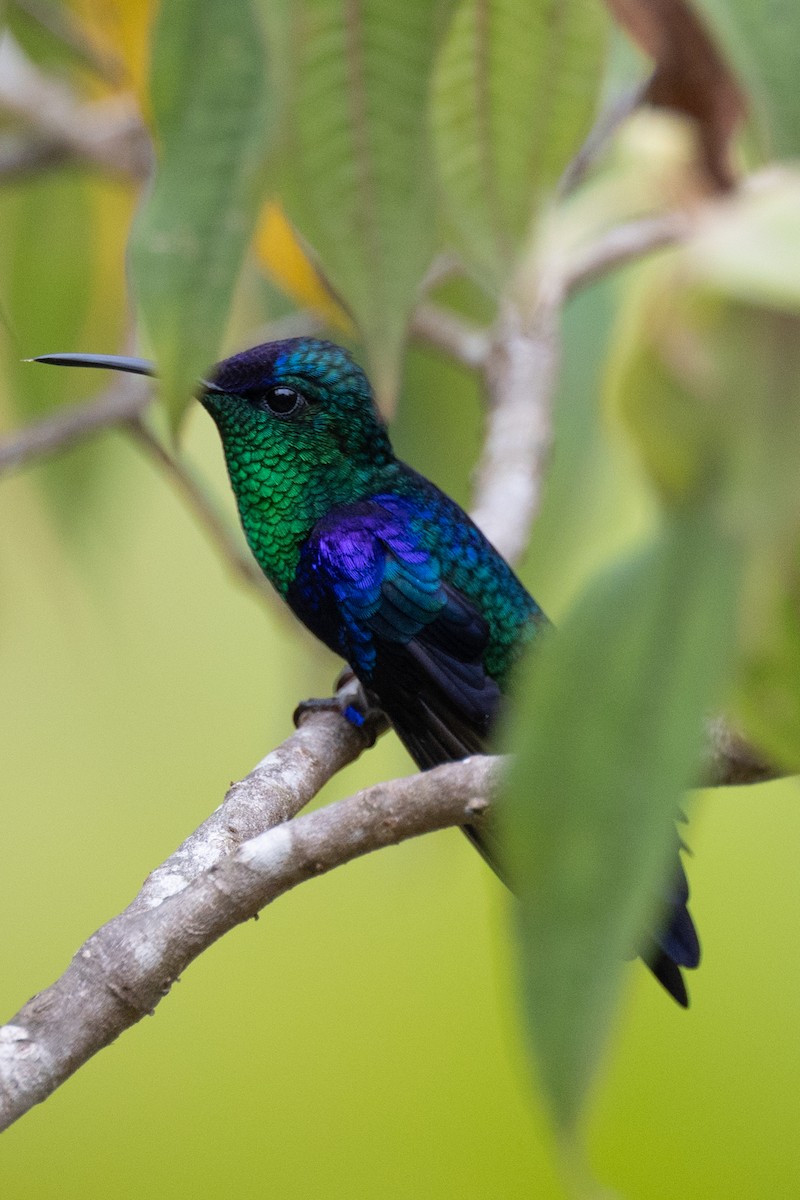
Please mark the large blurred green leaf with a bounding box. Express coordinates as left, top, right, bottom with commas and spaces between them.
502, 508, 738, 1137
269, 0, 454, 407
692, 0, 800, 160
706, 302, 800, 770
129, 0, 273, 431
505, 170, 800, 1142
431, 0, 608, 289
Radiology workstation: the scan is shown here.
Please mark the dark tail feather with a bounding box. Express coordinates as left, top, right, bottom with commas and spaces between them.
643, 855, 701, 1007
467, 818, 701, 1008
466, 821, 701, 1008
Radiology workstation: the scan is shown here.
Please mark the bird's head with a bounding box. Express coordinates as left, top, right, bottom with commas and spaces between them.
200, 338, 394, 473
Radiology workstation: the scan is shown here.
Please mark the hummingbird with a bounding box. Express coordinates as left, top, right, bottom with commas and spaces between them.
34, 337, 700, 1004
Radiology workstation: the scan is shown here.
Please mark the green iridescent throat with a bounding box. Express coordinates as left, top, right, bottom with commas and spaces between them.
208, 389, 395, 595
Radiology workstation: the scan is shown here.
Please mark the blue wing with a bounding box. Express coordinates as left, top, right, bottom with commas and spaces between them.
288, 497, 502, 764
289, 495, 700, 1006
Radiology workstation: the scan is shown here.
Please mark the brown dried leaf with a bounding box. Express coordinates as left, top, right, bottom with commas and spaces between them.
606, 0, 746, 191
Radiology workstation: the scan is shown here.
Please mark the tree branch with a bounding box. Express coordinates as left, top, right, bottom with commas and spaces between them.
410, 302, 490, 369
469, 298, 560, 565
0, 706, 493, 1134
0, 32, 150, 181
564, 211, 693, 297
468, 207, 694, 565
0, 373, 151, 475
703, 718, 781, 787
0, 680, 783, 1134
559, 81, 649, 197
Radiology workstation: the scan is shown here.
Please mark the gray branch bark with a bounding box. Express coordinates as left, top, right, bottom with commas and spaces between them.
0, 699, 497, 1134
470, 298, 560, 564
0, 374, 151, 475
703, 718, 780, 787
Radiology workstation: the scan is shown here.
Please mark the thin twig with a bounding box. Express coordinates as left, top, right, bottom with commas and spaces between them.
564, 211, 693, 297
703, 718, 780, 787
125, 419, 274, 603
0, 373, 151, 475
559, 81, 649, 197
418, 252, 463, 294
0, 32, 150, 181
411, 302, 490, 369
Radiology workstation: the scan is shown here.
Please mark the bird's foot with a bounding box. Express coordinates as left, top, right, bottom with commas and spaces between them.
293, 667, 389, 748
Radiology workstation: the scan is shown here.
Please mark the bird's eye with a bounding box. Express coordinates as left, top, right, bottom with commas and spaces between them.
260, 385, 305, 417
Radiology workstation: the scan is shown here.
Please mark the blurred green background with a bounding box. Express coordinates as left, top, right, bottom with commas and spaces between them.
3, 0, 800, 1195
2, 271, 800, 1198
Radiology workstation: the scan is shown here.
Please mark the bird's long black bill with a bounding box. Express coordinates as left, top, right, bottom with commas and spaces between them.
30, 352, 157, 376
29, 352, 224, 394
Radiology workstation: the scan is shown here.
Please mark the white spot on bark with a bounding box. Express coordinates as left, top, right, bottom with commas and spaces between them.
237, 825, 293, 875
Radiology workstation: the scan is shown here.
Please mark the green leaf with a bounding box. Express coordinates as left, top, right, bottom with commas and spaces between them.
129, 0, 274, 431
431, 0, 608, 288
502, 508, 738, 1136
269, 0, 453, 407
714, 304, 800, 768
6, 0, 119, 82
692, 0, 800, 160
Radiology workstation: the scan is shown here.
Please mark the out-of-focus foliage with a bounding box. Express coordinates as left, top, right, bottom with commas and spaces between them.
504, 508, 739, 1134
611, 178, 800, 772
73, 0, 153, 97
431, 0, 608, 288
129, 0, 274, 429
604, 0, 746, 190
2, 0, 800, 1197
262, 0, 457, 406
692, 0, 800, 159
128, 0, 609, 419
